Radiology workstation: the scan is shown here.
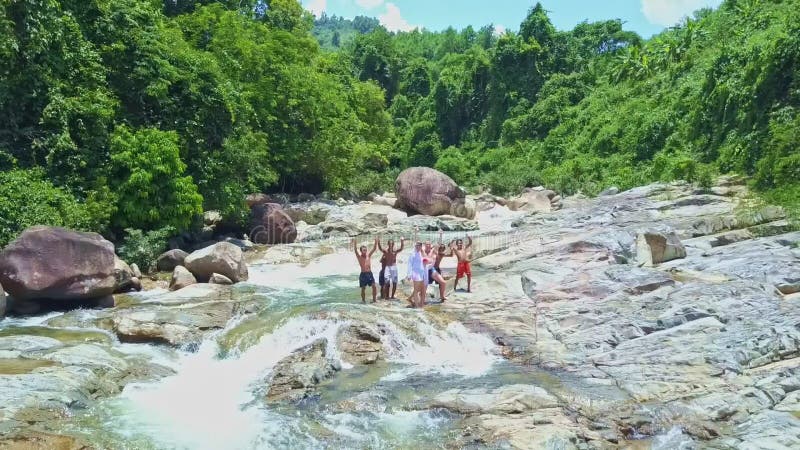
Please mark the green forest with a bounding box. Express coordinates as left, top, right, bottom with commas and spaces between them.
1, 0, 799, 250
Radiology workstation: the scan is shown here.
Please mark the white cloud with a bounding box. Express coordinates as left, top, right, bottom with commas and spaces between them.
493, 24, 507, 36
379, 3, 417, 32
355, 0, 384, 9
304, 0, 327, 17
641, 0, 722, 26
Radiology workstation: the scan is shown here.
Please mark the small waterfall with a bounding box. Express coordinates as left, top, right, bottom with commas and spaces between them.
89, 305, 498, 449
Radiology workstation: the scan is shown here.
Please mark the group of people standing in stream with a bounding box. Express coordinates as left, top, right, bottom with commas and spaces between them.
352, 229, 473, 307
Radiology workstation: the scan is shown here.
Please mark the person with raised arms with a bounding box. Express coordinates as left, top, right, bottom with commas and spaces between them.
451, 235, 473, 293
377, 236, 404, 300
353, 238, 378, 303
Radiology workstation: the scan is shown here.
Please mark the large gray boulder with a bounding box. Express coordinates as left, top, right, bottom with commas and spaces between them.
395, 167, 468, 217
0, 226, 116, 302
157, 249, 189, 272
184, 242, 248, 283
250, 203, 297, 245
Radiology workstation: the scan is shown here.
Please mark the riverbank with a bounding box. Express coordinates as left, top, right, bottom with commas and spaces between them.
1, 176, 799, 448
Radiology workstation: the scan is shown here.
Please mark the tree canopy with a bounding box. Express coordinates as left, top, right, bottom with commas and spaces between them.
1, 0, 798, 247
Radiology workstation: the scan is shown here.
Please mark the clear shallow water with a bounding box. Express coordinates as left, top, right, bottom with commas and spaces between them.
54, 255, 512, 449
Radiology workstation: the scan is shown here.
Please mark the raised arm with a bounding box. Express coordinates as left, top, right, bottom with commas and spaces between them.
438, 230, 444, 244
369, 238, 378, 256
352, 239, 359, 258
378, 237, 385, 253
466, 235, 473, 249
397, 238, 405, 254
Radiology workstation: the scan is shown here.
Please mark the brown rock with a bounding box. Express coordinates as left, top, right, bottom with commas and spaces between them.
156, 249, 189, 272
250, 203, 297, 244
395, 167, 465, 217
184, 242, 248, 283
169, 266, 197, 291
0, 226, 116, 302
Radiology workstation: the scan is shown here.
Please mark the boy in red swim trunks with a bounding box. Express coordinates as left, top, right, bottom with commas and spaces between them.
451, 235, 473, 293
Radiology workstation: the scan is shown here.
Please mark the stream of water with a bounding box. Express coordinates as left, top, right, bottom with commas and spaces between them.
34, 252, 535, 449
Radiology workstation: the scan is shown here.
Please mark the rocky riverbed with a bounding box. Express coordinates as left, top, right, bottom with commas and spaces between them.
0, 176, 798, 449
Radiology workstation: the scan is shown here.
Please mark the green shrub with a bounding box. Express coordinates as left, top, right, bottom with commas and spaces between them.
117, 227, 176, 273
434, 147, 477, 186
0, 169, 109, 248
110, 126, 203, 232
349, 168, 399, 198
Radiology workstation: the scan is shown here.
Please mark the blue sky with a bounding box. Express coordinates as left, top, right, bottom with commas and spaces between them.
302, 0, 724, 37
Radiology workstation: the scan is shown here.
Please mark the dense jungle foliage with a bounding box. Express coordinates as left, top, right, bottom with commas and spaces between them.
0, 0, 798, 248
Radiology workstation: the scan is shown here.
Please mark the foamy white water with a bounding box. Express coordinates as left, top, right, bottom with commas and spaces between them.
96, 304, 498, 449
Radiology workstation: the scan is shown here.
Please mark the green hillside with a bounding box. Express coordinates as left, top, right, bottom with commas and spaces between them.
0, 0, 798, 249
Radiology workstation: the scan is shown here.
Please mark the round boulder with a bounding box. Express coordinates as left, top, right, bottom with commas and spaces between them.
169, 266, 197, 291
157, 249, 189, 272
395, 167, 466, 217
250, 203, 297, 245
0, 226, 116, 302
184, 242, 248, 283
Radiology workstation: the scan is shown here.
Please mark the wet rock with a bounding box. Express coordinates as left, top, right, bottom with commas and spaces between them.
156, 249, 189, 272
0, 431, 93, 450
184, 242, 248, 283
111, 305, 235, 346
395, 167, 466, 217
429, 385, 559, 415
209, 273, 233, 285
169, 266, 196, 291
266, 338, 340, 403
108, 285, 253, 346
336, 324, 383, 365
0, 282, 5, 318
0, 226, 116, 302
0, 336, 63, 353
636, 231, 686, 266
